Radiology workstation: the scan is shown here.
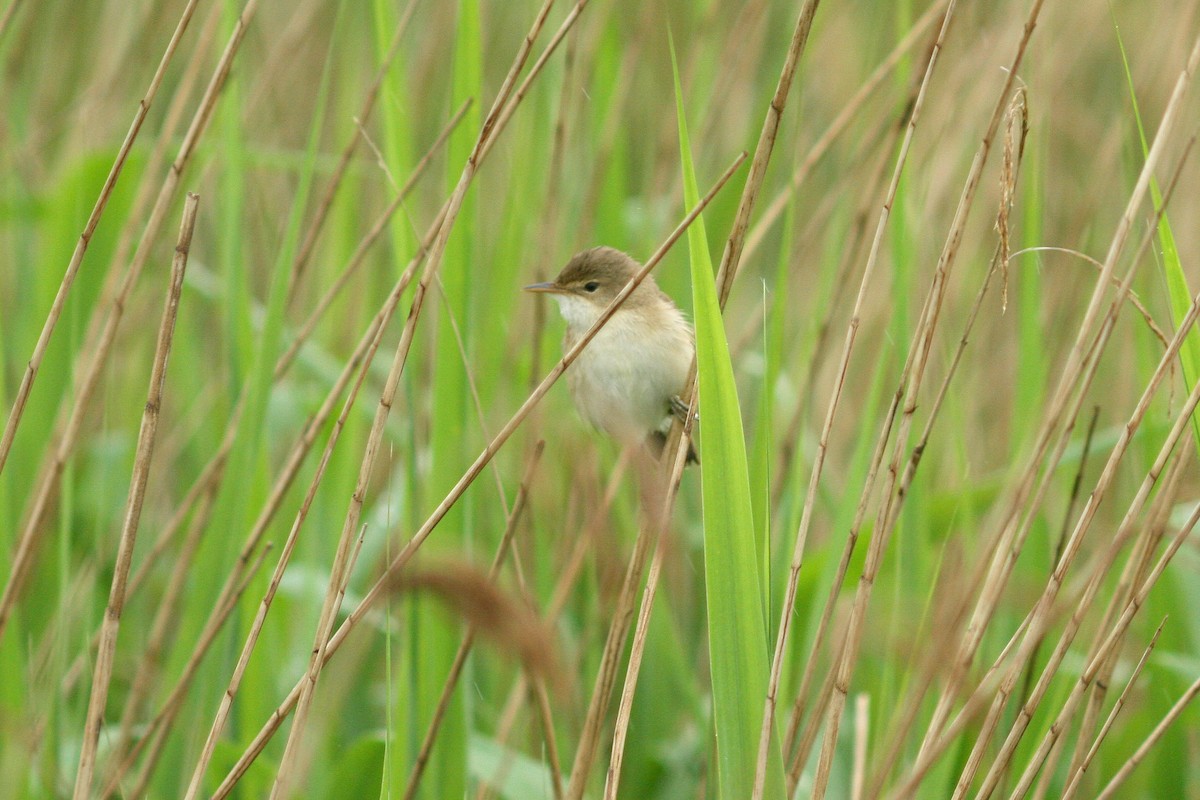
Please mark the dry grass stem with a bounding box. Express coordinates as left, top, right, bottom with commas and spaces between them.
1060, 618, 1167, 800
71, 192, 198, 800
285, 0, 422, 304
400, 444, 545, 800
0, 0, 260, 644
268, 3, 569, 792
0, 0, 200, 482
915, 20, 1199, 775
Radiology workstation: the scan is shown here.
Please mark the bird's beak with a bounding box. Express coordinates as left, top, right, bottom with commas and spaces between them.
523, 281, 562, 294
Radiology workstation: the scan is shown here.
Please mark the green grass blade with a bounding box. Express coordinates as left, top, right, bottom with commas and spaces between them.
670, 35, 785, 800
1113, 14, 1200, 451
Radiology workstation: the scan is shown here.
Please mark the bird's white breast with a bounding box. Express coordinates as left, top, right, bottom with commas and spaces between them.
554, 295, 693, 445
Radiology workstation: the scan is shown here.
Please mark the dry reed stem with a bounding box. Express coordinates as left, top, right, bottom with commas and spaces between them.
936, 284, 1200, 796
401, 444, 545, 800
952, 134, 1200, 800
1064, 448, 1176, 784
0, 0, 260, 644
601, 523, 670, 800
1008, 405, 1100, 799
601, 391, 698, 800
885, 615, 1037, 800
1093, 592, 1200, 795
641, 3, 828, 795
852, 694, 869, 800
278, 100, 470, 375
921, 26, 1200, 769
713, 0, 820, 305
991, 442, 1193, 799
114, 480, 219, 750
179, 262, 443, 798
817, 9, 1043, 788
1012, 246, 1170, 347
784, 2, 968, 794
742, 0, 948, 264
504, 532, 567, 800
67, 21, 442, 694
768, 2, 957, 781
104, 112, 471, 783
57, 449, 226, 696
1060, 618, 1166, 800
475, 461, 628, 800
285, 0, 421, 305
268, 0, 566, 790
862, 547, 985, 798
1002, 438, 1189, 799
779, 81, 919, 800
104, 279, 406, 789
909, 130, 1198, 792
432, 289, 567, 790
1012, 491, 1190, 796
852, 245, 1003, 796
71, 193, 197, 800
115, 542, 274, 799
0, 0, 200, 482
214, 154, 745, 799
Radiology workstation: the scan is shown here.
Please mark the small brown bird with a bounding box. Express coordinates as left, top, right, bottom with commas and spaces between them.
525, 246, 697, 463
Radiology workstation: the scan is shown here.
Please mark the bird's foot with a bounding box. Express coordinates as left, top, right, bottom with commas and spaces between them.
669, 395, 696, 424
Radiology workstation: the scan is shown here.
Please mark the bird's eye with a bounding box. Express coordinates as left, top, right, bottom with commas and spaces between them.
584, 281, 599, 292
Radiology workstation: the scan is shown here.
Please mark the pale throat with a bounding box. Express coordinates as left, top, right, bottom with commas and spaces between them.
551, 294, 609, 335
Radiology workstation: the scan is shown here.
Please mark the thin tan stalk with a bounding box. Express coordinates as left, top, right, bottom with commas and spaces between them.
401, 444, 544, 800
713, 0, 820, 304
918, 26, 1200, 770
703, 7, 827, 789
852, 694, 869, 800
108, 96, 499, 794
430, 268, 560, 792
1060, 619, 1167, 800
601, 401, 698, 800
105, 213, 439, 791
799, 2, 999, 793
71, 193, 198, 800
268, 0, 566, 787
989, 441, 1193, 800
179, 272, 438, 798
903, 130, 1198, 796
0, 0, 260, 644
117, 542, 274, 799
114, 480, 219, 750
286, 0, 422, 304
279, 98, 472, 374
215, 153, 745, 799
856, 245, 1004, 797
954, 127, 1200, 800
743, 0, 948, 263
475, 461, 626, 800
996, 439, 1191, 800
1095, 642, 1200, 794
885, 615, 1037, 800
0, 0, 200, 482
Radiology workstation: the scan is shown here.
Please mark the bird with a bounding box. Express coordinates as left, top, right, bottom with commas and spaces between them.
525, 246, 698, 464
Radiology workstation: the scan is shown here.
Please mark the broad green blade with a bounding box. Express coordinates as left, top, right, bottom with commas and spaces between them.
670, 35, 786, 800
